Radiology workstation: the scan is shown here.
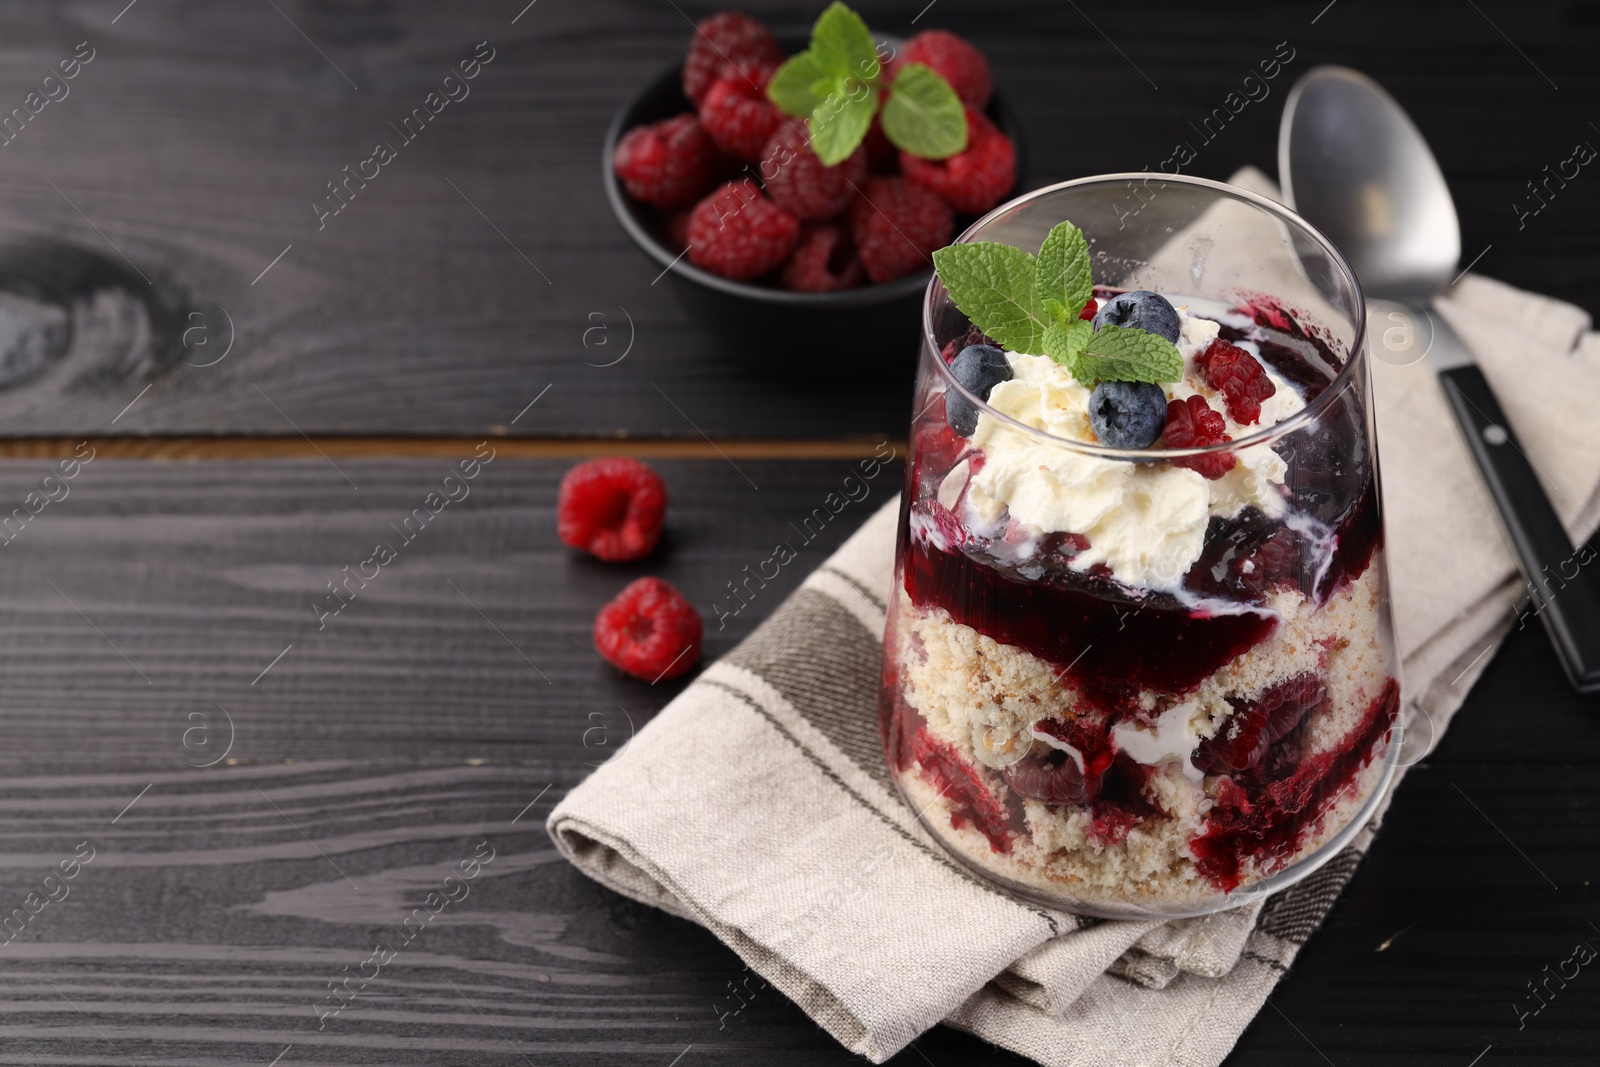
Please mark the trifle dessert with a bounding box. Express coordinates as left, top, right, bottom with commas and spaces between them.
881, 182, 1400, 917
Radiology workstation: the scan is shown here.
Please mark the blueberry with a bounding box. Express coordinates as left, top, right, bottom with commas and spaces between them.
1092, 290, 1181, 344
1088, 380, 1168, 449
945, 344, 1012, 436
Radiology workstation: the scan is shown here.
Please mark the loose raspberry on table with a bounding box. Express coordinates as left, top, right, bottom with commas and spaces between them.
698, 65, 780, 162
780, 222, 866, 292
899, 108, 1015, 215
1164, 394, 1236, 480
687, 178, 799, 281
848, 176, 954, 283
682, 11, 783, 106
593, 577, 703, 682
760, 122, 867, 220
899, 30, 992, 108
1196, 337, 1277, 424
612, 113, 720, 211
557, 457, 668, 562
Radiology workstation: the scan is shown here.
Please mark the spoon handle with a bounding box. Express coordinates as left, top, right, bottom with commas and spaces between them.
1428, 313, 1600, 693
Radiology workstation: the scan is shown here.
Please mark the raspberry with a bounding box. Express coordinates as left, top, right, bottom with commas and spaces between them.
698, 65, 780, 162
1187, 509, 1304, 604
760, 122, 867, 220
557, 457, 668, 562
1079, 297, 1098, 321
899, 30, 993, 108
682, 11, 783, 106
1195, 337, 1277, 424
848, 176, 953, 284
1195, 675, 1324, 774
780, 223, 865, 292
1163, 395, 1236, 480
899, 108, 1015, 215
593, 577, 703, 682
687, 179, 799, 281
612, 114, 720, 211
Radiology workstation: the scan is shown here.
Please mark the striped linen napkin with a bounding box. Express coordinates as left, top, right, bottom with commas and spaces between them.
548, 169, 1600, 1066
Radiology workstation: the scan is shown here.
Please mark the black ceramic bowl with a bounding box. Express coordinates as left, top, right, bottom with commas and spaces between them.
603, 34, 1027, 374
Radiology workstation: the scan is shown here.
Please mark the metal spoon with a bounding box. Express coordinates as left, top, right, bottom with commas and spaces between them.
1281, 64, 1600, 693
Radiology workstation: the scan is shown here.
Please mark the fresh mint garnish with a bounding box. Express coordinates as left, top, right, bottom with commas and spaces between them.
879, 63, 967, 159
930, 242, 1052, 355
766, 52, 825, 115
1066, 325, 1185, 384
766, 2, 967, 166
1041, 318, 1092, 366
809, 84, 879, 167
1034, 220, 1093, 322
933, 219, 1185, 387
809, 2, 879, 82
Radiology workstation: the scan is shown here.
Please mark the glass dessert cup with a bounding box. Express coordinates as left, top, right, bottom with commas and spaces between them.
880, 174, 1401, 919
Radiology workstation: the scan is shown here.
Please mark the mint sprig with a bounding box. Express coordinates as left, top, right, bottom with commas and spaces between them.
879, 63, 967, 159
766, 2, 968, 166
1065, 325, 1185, 384
809, 83, 879, 167
766, 52, 825, 115
1034, 220, 1093, 322
809, 1, 879, 81
933, 220, 1185, 386
930, 242, 1052, 355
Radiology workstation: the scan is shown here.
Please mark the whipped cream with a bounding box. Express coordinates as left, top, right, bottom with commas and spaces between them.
965, 304, 1305, 590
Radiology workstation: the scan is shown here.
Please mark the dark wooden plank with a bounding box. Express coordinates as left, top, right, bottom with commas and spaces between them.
0, 0, 1589, 437
0, 454, 902, 763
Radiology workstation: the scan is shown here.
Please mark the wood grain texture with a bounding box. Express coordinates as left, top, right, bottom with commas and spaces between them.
0, 0, 1588, 437
0, 457, 1594, 1063
0, 457, 903, 762
0, 435, 905, 460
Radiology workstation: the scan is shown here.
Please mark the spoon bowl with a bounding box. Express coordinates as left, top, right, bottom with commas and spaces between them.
1279, 66, 1460, 302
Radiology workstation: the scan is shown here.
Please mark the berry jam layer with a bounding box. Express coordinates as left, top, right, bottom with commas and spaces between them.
903, 504, 1278, 715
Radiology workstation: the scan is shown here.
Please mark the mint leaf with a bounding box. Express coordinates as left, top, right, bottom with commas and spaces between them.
932, 242, 1051, 355
1042, 318, 1092, 367
767, 52, 825, 116
810, 2, 880, 84
880, 63, 968, 159
1041, 298, 1068, 324
808, 83, 877, 165
1035, 221, 1093, 321
1072, 324, 1184, 384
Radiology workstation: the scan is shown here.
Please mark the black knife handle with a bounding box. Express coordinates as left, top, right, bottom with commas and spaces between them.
1438, 362, 1600, 693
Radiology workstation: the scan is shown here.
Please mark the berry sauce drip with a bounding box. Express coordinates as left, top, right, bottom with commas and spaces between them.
1222, 291, 1348, 403
1189, 678, 1400, 891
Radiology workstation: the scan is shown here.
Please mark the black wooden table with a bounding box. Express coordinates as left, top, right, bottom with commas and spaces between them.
0, 0, 1597, 1064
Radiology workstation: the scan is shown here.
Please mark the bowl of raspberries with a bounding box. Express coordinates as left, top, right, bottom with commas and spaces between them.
605, 3, 1023, 367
